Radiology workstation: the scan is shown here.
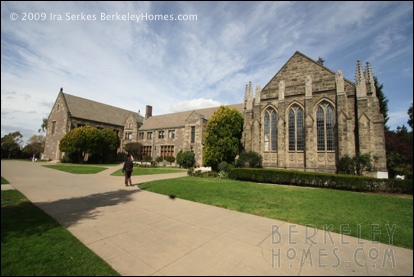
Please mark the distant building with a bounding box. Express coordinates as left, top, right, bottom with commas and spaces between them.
43, 88, 243, 166
43, 89, 144, 161
43, 51, 388, 177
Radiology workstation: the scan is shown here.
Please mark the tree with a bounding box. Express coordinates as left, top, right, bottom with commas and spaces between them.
98, 129, 120, 162
22, 134, 45, 159
59, 126, 120, 163
124, 142, 142, 161
181, 150, 195, 168
1, 131, 23, 159
385, 126, 413, 178
374, 76, 389, 130
60, 126, 98, 162
203, 106, 244, 171
59, 126, 120, 162
38, 118, 48, 133
408, 103, 413, 130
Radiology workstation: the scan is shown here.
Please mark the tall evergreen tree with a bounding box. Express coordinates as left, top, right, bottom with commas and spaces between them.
408, 103, 413, 130
374, 76, 389, 130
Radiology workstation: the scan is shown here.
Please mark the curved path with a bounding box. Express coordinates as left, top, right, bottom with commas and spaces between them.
1, 160, 412, 276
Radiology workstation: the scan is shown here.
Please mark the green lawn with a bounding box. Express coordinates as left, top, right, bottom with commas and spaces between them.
42, 164, 109, 174
1, 166, 412, 276
1, 177, 10, 185
111, 166, 187, 176
139, 177, 413, 249
42, 164, 186, 175
1, 190, 120, 276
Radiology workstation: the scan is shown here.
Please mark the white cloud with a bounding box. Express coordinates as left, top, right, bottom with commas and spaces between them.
169, 98, 223, 113
1, 1, 413, 144
388, 110, 410, 130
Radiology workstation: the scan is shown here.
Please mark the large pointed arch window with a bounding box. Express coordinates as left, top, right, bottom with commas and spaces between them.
264, 107, 277, 151
289, 105, 304, 151
317, 102, 335, 151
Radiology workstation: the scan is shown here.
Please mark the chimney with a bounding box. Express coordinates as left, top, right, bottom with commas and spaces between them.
145, 105, 153, 119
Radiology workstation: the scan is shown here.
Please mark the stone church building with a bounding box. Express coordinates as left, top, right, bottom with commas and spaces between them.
43, 51, 388, 177
242, 51, 387, 177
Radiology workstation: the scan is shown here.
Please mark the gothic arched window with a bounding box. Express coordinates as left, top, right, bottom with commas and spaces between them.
289, 105, 304, 151
264, 107, 277, 151
317, 102, 335, 151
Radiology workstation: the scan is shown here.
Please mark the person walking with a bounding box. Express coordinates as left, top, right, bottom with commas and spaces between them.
122, 154, 134, 186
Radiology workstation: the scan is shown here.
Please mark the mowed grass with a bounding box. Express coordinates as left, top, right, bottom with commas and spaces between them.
2, 163, 412, 275
110, 166, 187, 176
1, 190, 120, 276
42, 163, 186, 175
139, 177, 413, 249
43, 164, 109, 174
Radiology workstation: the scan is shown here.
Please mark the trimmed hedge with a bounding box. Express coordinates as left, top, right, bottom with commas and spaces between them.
228, 168, 413, 194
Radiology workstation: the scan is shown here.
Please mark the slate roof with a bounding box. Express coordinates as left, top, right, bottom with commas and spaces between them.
62, 93, 143, 126
140, 104, 244, 130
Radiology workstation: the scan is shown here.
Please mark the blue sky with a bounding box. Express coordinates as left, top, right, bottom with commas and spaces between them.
1, 1, 413, 144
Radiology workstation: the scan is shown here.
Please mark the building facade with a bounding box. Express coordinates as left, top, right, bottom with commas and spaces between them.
43, 51, 388, 177
242, 51, 387, 177
137, 104, 243, 166
43, 89, 243, 166
43, 89, 144, 161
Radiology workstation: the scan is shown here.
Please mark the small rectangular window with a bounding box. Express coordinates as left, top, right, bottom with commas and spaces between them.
168, 130, 175, 139
51, 121, 56, 134
191, 126, 195, 143
158, 130, 165, 139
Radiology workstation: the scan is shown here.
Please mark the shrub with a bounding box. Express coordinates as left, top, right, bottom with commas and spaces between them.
176, 150, 183, 167
192, 170, 220, 178
338, 152, 377, 175
218, 171, 229, 179
142, 155, 152, 162
235, 151, 263, 168
187, 167, 195, 176
338, 155, 355, 174
181, 151, 195, 168
218, 161, 228, 172
165, 156, 175, 165
228, 168, 413, 194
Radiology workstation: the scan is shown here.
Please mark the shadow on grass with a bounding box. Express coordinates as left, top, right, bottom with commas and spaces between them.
1, 190, 122, 276
2, 196, 59, 243
30, 189, 142, 228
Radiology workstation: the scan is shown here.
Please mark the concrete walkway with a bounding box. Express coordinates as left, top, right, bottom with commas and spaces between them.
1, 160, 413, 276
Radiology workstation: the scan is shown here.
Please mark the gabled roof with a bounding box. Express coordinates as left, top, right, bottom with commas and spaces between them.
262, 51, 355, 91
140, 103, 244, 130
62, 92, 143, 126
